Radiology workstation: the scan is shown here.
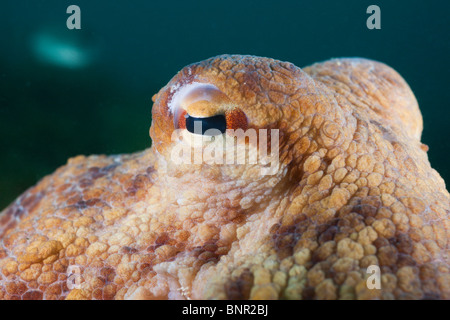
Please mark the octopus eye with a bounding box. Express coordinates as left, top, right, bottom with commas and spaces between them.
179, 109, 248, 136
186, 114, 227, 136
171, 82, 248, 135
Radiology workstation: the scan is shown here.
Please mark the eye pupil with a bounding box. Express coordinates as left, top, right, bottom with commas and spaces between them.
186, 114, 227, 136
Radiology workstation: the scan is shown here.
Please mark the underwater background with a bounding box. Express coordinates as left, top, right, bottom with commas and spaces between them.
0, 0, 449, 210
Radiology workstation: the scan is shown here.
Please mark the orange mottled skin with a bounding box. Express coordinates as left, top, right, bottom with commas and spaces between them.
0, 55, 448, 300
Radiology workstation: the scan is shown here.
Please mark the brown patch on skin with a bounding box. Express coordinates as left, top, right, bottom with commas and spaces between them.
0, 55, 449, 300
225, 269, 254, 300
225, 108, 248, 131
23, 290, 44, 300
177, 109, 187, 129
420, 144, 429, 152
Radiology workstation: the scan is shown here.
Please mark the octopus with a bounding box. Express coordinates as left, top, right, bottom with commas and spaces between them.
0, 55, 448, 300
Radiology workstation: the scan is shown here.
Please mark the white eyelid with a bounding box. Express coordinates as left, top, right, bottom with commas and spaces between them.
169, 82, 221, 127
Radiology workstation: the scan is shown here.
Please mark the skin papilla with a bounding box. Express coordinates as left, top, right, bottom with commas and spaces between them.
0, 55, 448, 300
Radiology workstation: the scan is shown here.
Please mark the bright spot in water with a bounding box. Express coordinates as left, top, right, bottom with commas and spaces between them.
31, 30, 95, 69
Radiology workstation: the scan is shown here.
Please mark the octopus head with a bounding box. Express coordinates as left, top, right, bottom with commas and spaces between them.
148, 55, 352, 212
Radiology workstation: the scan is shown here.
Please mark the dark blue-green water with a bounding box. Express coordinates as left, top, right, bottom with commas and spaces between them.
0, 0, 449, 210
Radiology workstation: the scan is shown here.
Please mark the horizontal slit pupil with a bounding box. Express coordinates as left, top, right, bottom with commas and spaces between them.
186, 114, 226, 136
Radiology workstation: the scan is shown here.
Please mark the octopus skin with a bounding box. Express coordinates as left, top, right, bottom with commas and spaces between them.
0, 55, 448, 300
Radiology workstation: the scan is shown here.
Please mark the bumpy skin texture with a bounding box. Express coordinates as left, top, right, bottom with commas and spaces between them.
0, 55, 449, 300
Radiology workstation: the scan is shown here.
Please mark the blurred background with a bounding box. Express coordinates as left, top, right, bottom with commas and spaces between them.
0, 0, 449, 210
